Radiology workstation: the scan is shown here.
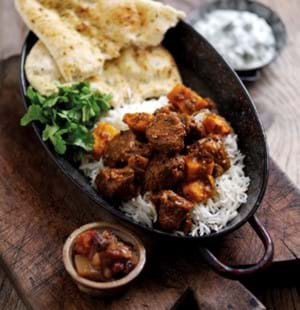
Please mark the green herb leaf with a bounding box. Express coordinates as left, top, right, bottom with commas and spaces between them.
67, 124, 94, 152
50, 132, 67, 155
26, 86, 46, 105
42, 124, 59, 141
20, 82, 112, 160
44, 95, 59, 108
20, 105, 47, 126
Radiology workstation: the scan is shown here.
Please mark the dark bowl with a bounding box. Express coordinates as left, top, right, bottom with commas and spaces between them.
187, 0, 287, 82
20, 22, 272, 278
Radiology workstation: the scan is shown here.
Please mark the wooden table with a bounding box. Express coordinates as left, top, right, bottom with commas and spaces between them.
0, 0, 299, 309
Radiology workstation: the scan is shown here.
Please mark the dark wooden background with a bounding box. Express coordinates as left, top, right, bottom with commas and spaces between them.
0, 0, 299, 309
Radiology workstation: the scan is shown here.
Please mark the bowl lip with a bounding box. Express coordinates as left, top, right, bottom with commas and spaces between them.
62, 222, 146, 290
19, 24, 269, 242
187, 0, 288, 72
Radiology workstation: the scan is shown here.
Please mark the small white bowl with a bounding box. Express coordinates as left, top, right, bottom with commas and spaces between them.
63, 222, 146, 297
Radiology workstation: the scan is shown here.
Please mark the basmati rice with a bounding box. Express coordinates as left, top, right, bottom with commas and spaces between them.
120, 194, 158, 228
80, 158, 104, 188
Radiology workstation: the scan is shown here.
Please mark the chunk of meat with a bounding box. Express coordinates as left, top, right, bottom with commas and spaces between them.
128, 155, 149, 181
179, 113, 207, 142
92, 122, 120, 159
95, 167, 136, 201
123, 113, 153, 133
189, 122, 207, 141
144, 154, 185, 192
188, 135, 223, 157
187, 135, 231, 174
103, 130, 151, 167
152, 190, 194, 232
167, 84, 213, 115
146, 112, 186, 152
175, 113, 206, 142
177, 113, 196, 134
203, 114, 232, 136
182, 176, 215, 203
185, 155, 214, 181
153, 105, 176, 115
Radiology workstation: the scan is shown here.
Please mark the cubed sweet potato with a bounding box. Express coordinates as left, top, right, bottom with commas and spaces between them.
167, 84, 212, 115
183, 177, 215, 203
123, 113, 153, 133
93, 122, 120, 159
185, 156, 214, 181
203, 114, 232, 136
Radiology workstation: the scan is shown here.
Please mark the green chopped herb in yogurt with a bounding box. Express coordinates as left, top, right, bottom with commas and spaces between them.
194, 10, 276, 70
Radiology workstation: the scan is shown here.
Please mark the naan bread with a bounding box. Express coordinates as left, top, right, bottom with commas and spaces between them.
114, 46, 181, 101
25, 41, 64, 95
25, 41, 182, 108
16, 0, 185, 82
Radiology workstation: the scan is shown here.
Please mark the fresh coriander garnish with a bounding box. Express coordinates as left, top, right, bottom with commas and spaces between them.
21, 82, 111, 158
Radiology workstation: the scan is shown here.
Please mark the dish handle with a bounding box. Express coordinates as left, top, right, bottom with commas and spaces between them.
199, 215, 274, 279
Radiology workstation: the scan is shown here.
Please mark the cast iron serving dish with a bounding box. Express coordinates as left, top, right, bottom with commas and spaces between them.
20, 22, 273, 280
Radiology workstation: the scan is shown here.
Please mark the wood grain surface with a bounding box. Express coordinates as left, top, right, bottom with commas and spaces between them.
1, 0, 300, 309
0, 269, 25, 310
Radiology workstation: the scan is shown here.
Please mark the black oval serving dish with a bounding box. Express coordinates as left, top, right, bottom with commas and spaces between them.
20, 22, 272, 279
188, 0, 287, 82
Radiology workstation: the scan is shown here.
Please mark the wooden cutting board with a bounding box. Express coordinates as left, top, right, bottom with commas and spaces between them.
0, 54, 299, 309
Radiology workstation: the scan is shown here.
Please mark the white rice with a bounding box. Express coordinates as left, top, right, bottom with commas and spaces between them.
80, 97, 250, 236
80, 158, 104, 188
100, 96, 168, 131
120, 194, 158, 228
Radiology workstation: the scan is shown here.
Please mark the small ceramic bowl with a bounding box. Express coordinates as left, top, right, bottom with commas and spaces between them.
63, 222, 146, 297
187, 0, 287, 82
